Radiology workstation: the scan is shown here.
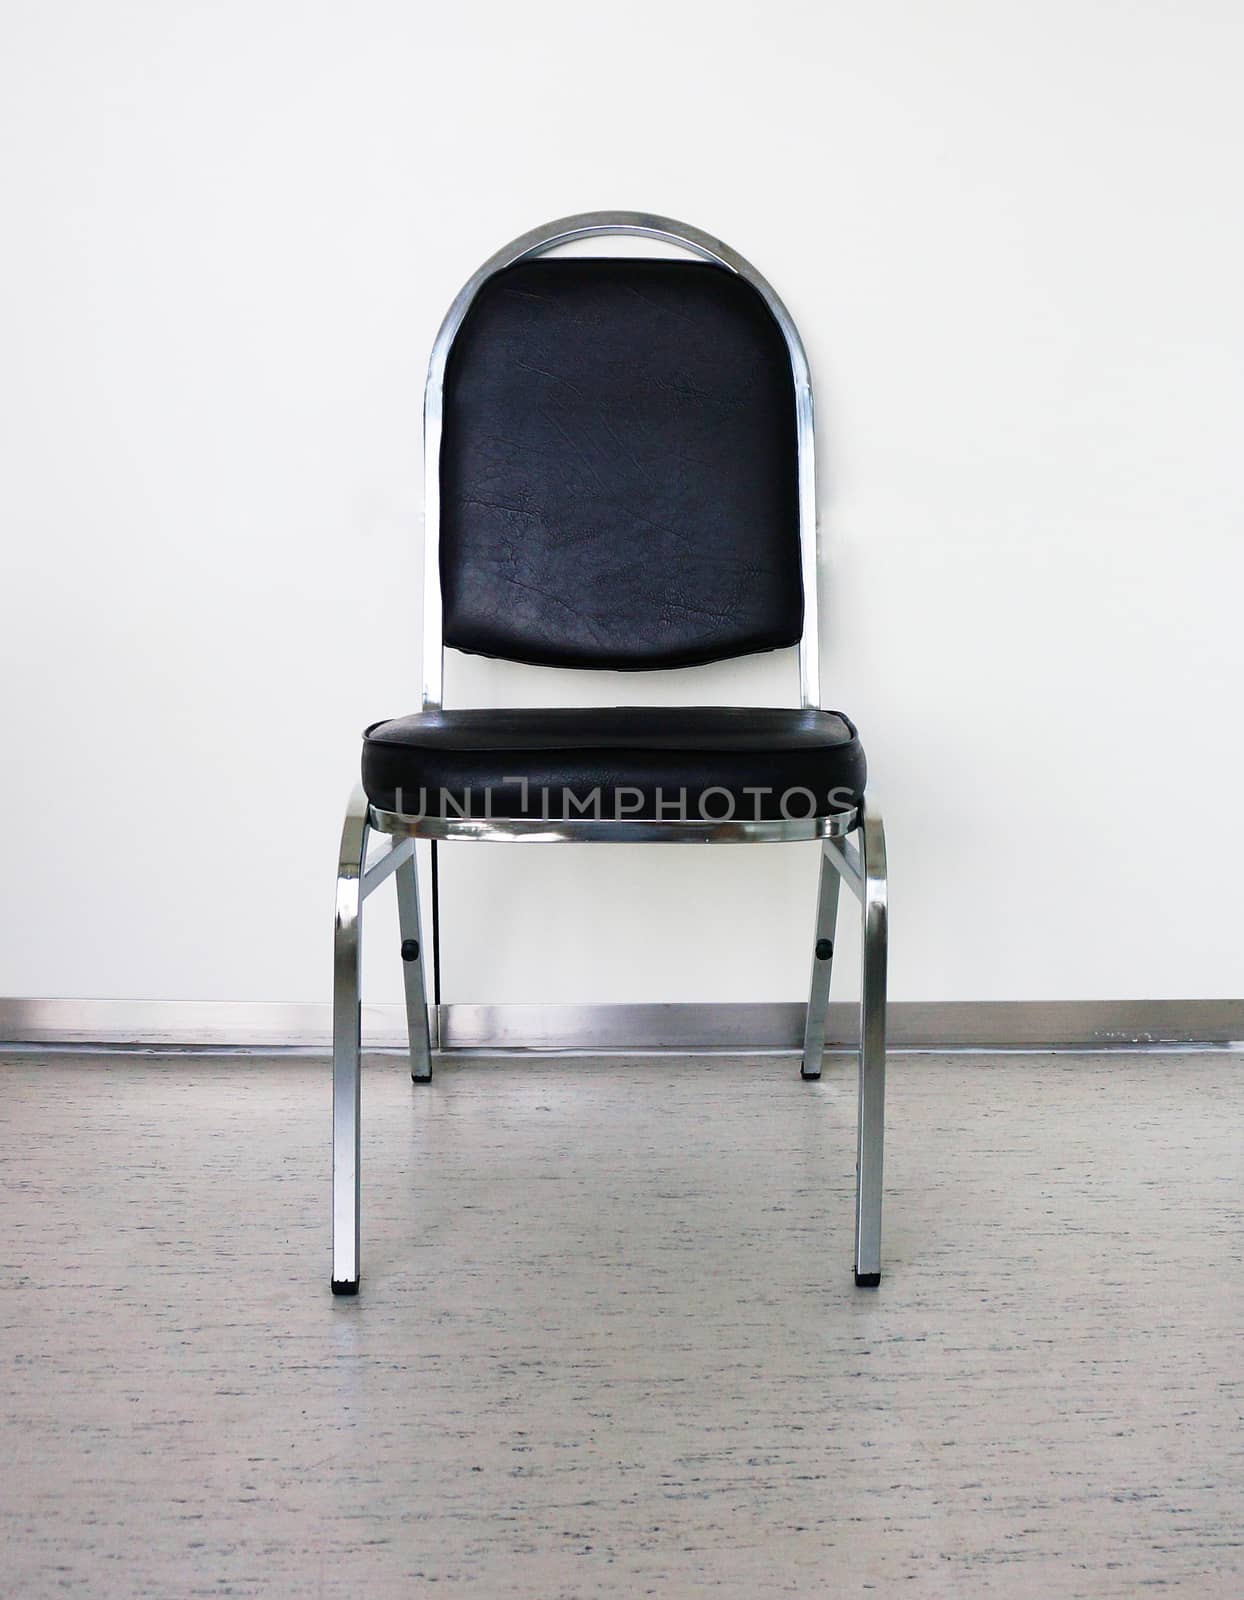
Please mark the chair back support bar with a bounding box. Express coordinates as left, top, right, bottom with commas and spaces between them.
421, 212, 820, 709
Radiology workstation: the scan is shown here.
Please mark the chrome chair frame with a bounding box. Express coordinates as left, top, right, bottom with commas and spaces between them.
332, 212, 888, 1295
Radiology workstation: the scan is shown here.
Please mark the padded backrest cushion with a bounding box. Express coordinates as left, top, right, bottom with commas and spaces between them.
438, 258, 803, 670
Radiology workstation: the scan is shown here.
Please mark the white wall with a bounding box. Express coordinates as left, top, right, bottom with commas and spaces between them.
2, 1, 1242, 1010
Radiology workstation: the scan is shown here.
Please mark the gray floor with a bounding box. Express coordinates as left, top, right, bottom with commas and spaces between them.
1, 1051, 1241, 1598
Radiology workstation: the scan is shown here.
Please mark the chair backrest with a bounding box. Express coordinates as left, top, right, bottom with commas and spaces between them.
422, 213, 819, 708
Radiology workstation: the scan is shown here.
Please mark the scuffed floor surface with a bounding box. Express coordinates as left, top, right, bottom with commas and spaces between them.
1, 1051, 1242, 1598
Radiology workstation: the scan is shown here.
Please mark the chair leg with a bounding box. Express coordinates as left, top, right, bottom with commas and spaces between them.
854, 802, 888, 1287
395, 847, 433, 1083
332, 785, 370, 1296
800, 842, 842, 1080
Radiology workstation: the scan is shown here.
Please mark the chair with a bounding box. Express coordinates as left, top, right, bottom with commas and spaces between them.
332, 212, 888, 1296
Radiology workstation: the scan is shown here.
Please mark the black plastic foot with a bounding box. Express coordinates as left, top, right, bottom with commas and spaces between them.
800, 1068, 822, 1081
411, 1071, 433, 1085
854, 1271, 881, 1288
331, 1278, 359, 1296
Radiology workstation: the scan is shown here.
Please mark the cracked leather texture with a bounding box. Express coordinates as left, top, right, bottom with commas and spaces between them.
361, 707, 865, 820
439, 258, 803, 670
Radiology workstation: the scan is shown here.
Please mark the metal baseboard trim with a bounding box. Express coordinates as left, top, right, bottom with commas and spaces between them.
0, 997, 1240, 1053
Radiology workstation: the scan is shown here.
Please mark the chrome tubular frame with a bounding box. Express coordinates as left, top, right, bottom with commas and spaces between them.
331, 212, 888, 1296
800, 846, 843, 1081
370, 808, 856, 845
854, 802, 888, 1285
331, 785, 368, 1294
332, 785, 432, 1292
394, 849, 433, 1084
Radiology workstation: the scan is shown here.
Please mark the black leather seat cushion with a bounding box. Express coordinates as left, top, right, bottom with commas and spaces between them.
439, 258, 803, 671
362, 707, 865, 822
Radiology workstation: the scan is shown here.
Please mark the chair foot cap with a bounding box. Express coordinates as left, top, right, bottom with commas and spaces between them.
854, 1271, 881, 1288
800, 1068, 821, 1081
331, 1278, 359, 1296
411, 1072, 433, 1084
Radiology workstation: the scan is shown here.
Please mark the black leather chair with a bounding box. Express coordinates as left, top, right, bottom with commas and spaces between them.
332, 212, 888, 1295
